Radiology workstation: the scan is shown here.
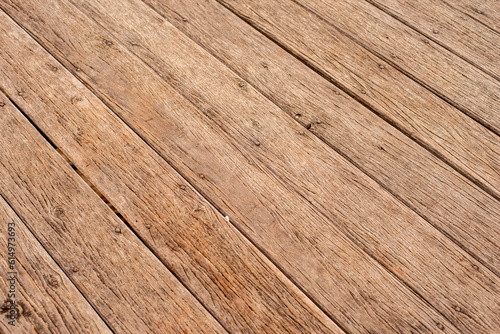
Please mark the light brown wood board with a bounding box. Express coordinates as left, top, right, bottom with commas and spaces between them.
216, 0, 500, 200
0, 195, 112, 333
0, 11, 343, 334
448, 0, 500, 33
288, 0, 500, 132
0, 99, 226, 332
1, 0, 499, 333
141, 0, 500, 283
363, 0, 500, 79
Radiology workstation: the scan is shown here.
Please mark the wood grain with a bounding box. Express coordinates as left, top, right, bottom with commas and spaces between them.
2, 0, 498, 333
0, 11, 342, 334
290, 0, 500, 129
364, 0, 500, 79
0, 196, 112, 333
142, 0, 500, 282
0, 99, 225, 333
449, 0, 500, 33
216, 0, 500, 201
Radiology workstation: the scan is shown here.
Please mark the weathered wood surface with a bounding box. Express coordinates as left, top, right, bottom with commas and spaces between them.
450, 0, 500, 33
0, 11, 342, 334
142, 0, 500, 279
217, 0, 500, 200
2, 0, 499, 333
0, 100, 225, 333
364, 0, 500, 79
290, 0, 500, 131
0, 195, 112, 333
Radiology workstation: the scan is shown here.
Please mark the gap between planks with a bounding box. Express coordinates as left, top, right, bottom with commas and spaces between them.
215, 0, 500, 202
363, 0, 499, 82
0, 5, 468, 334
137, 0, 500, 275
3, 93, 231, 333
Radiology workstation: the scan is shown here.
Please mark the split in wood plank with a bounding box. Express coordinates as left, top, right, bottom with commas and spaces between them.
0, 195, 112, 333
0, 12, 342, 334
2, 0, 499, 333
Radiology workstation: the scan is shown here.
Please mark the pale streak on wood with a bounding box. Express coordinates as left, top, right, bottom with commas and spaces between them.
0, 196, 112, 334
364, 0, 500, 78
0, 103, 225, 332
0, 3, 465, 334
143, 0, 500, 284
0, 12, 342, 334
216, 0, 500, 204
2, 0, 498, 333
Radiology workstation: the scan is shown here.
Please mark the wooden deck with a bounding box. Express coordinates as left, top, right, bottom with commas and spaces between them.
0, 0, 498, 332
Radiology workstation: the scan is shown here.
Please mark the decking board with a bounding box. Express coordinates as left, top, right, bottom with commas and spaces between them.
450, 0, 500, 33
140, 0, 500, 275
217, 0, 500, 200
0, 195, 112, 334
291, 0, 500, 128
0, 0, 498, 332
0, 10, 343, 334
364, 0, 500, 79
1, 0, 499, 333
0, 97, 225, 333
0, 2, 459, 333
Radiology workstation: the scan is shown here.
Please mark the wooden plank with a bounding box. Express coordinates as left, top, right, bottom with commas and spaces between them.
215, 0, 500, 202
0, 100, 225, 333
0, 13, 342, 334
364, 0, 500, 79
0, 196, 112, 333
289, 0, 500, 132
449, 0, 500, 33
142, 0, 500, 283
2, 0, 498, 333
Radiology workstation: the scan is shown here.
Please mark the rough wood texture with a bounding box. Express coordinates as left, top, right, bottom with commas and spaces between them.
0, 99, 225, 333
450, 0, 500, 33
364, 0, 500, 79
216, 0, 500, 202
0, 11, 342, 334
290, 0, 500, 130
142, 0, 500, 279
0, 196, 112, 333
2, 0, 498, 333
